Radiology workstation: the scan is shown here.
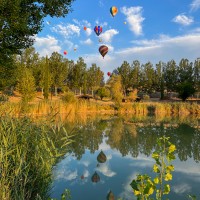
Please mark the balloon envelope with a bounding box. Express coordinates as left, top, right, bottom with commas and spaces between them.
99, 45, 108, 58
94, 26, 102, 36
110, 6, 118, 17
84, 26, 87, 31
107, 72, 111, 76
91, 171, 100, 183
64, 51, 67, 55
97, 150, 107, 163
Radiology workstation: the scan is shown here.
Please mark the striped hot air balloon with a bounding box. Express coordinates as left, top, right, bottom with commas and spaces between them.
94, 26, 103, 36
99, 45, 108, 58
110, 6, 118, 17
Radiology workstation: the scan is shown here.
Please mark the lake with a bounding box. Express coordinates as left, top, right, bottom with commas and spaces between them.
50, 115, 200, 200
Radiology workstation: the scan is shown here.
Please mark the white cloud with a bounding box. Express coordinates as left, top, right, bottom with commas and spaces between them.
54, 168, 78, 181
121, 6, 145, 36
172, 14, 194, 26
173, 183, 191, 194
80, 38, 93, 45
96, 163, 116, 177
34, 35, 61, 57
85, 28, 92, 36
83, 32, 200, 81
190, 0, 200, 11
100, 29, 119, 43
51, 23, 80, 38
95, 20, 108, 27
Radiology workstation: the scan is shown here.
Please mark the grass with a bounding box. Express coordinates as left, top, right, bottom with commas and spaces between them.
0, 115, 73, 200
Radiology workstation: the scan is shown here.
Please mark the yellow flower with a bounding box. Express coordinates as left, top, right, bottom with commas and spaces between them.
154, 177, 159, 184
169, 144, 176, 153
134, 190, 141, 196
153, 164, 160, 173
165, 173, 172, 181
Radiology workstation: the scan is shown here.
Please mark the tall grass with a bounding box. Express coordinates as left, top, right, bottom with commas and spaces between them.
0, 116, 73, 200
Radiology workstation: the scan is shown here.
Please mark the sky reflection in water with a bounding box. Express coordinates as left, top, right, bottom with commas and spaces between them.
51, 117, 200, 200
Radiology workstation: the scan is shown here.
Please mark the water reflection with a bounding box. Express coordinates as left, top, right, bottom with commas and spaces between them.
51, 115, 200, 200
67, 116, 200, 163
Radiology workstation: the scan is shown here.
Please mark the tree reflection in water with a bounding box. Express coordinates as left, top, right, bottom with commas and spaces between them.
66, 116, 200, 163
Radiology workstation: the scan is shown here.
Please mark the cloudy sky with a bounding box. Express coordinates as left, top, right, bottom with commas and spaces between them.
34, 0, 200, 76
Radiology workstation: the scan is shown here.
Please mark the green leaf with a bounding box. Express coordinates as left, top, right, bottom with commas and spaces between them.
130, 180, 139, 191
163, 184, 170, 194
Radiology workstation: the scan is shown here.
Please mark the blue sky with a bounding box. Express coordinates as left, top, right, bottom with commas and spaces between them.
34, 0, 200, 75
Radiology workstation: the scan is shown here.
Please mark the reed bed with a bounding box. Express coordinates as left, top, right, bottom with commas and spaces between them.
0, 116, 73, 200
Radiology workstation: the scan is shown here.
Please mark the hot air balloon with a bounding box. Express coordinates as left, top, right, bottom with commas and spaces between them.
94, 26, 103, 36
97, 150, 107, 163
107, 72, 111, 77
74, 48, 77, 51
107, 190, 115, 200
81, 175, 84, 180
84, 26, 87, 31
110, 6, 118, 17
124, 21, 127, 24
63, 51, 67, 55
91, 171, 100, 183
99, 38, 103, 43
99, 45, 108, 58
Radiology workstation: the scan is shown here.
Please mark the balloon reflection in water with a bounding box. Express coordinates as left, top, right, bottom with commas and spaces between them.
91, 171, 100, 183
97, 150, 107, 163
107, 190, 115, 200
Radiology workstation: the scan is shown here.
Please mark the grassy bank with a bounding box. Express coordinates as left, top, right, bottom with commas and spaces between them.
0, 100, 199, 119
0, 116, 73, 200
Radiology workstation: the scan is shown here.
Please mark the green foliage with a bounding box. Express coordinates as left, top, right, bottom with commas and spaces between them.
96, 87, 110, 100
16, 67, 36, 103
108, 75, 123, 106
143, 94, 150, 100
0, 116, 73, 200
130, 136, 176, 200
177, 82, 196, 101
0, 0, 75, 63
0, 94, 9, 102
61, 91, 77, 103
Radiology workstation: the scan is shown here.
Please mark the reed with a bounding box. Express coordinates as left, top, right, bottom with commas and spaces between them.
0, 115, 73, 200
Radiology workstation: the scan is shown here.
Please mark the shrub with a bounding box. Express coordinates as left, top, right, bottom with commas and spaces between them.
177, 82, 196, 101
96, 87, 110, 100
143, 94, 150, 100
61, 91, 77, 103
0, 94, 9, 102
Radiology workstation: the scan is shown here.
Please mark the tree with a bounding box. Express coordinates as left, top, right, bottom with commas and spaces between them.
193, 59, 200, 92
16, 67, 36, 102
163, 60, 178, 92
0, 0, 75, 64
117, 61, 132, 96
177, 82, 196, 101
178, 59, 193, 83
96, 87, 110, 100
107, 75, 123, 106
49, 52, 67, 96
131, 60, 141, 89
87, 64, 104, 96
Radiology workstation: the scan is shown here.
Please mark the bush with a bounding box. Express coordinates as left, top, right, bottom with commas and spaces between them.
177, 82, 196, 101
96, 87, 110, 100
0, 94, 9, 102
61, 91, 77, 103
143, 94, 150, 100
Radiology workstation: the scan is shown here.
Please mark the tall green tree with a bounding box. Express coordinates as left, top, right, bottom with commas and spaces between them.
117, 61, 133, 96
163, 60, 178, 92
0, 0, 75, 64
193, 59, 200, 92
178, 59, 193, 83
87, 64, 104, 96
131, 60, 141, 89
49, 52, 67, 96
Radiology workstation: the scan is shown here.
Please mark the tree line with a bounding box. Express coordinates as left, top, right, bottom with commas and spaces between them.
0, 47, 199, 102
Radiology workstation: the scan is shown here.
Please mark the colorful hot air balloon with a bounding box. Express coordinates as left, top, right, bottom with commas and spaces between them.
99, 45, 108, 58
94, 26, 103, 36
107, 190, 115, 200
110, 6, 118, 17
91, 171, 100, 183
107, 72, 111, 77
74, 48, 77, 51
84, 26, 87, 31
64, 51, 67, 55
97, 150, 107, 163
99, 38, 103, 43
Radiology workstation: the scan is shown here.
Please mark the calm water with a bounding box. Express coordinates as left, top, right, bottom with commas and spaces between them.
50, 116, 200, 200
